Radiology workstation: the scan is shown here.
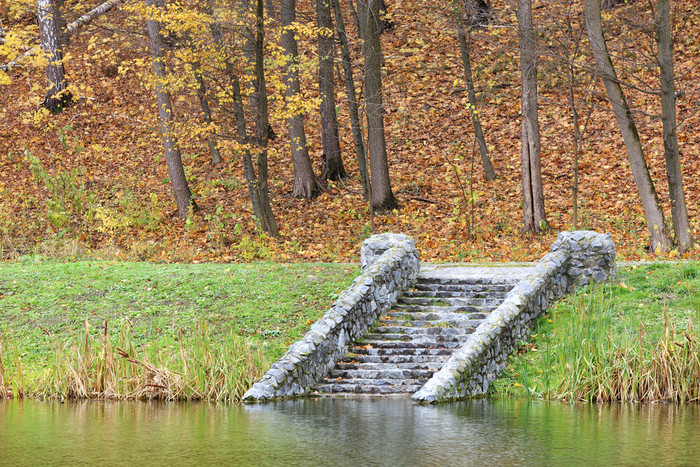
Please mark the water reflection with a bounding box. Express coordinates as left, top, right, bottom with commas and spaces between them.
1, 398, 698, 465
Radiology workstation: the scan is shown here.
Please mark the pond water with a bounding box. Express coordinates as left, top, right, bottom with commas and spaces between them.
1, 397, 698, 465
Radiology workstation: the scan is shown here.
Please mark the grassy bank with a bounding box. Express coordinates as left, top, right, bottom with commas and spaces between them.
0, 259, 358, 402
491, 262, 700, 403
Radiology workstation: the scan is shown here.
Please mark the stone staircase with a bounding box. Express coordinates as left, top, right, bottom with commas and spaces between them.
315, 276, 518, 396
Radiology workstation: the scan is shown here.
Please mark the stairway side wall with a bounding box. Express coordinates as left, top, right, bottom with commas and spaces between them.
243, 234, 420, 402
413, 231, 616, 403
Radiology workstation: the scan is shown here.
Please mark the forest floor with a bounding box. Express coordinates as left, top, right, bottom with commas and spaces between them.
1, 0, 699, 264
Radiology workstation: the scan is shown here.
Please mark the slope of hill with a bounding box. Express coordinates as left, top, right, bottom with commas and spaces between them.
1, 0, 698, 263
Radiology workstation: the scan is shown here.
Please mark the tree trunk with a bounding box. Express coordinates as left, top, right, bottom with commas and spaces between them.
146, 0, 196, 219
37, 0, 71, 113
331, 0, 370, 200
316, 0, 347, 182
54, 0, 68, 47
462, 0, 491, 27
584, 0, 670, 253
206, 7, 266, 224
567, 62, 581, 230
454, 0, 496, 182
358, 0, 398, 212
192, 62, 222, 165
281, 0, 323, 199
516, 0, 547, 233
657, 0, 694, 251
252, 0, 280, 236
265, 0, 277, 21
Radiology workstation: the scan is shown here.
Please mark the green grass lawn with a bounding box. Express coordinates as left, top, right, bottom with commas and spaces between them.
0, 258, 358, 401
491, 262, 700, 402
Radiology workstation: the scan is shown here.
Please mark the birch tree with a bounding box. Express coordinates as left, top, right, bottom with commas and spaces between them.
37, 0, 71, 112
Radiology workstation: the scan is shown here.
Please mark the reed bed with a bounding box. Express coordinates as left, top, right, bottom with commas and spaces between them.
0, 339, 14, 399
494, 264, 700, 403
1, 320, 272, 403
554, 308, 700, 403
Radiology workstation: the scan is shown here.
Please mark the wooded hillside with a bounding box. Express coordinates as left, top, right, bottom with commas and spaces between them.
1, 0, 698, 262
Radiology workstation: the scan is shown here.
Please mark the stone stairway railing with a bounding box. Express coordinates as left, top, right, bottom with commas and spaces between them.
243, 231, 616, 403
412, 231, 615, 403
242, 233, 419, 402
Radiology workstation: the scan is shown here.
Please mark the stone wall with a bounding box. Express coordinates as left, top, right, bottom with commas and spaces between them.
242, 233, 420, 402
412, 230, 616, 403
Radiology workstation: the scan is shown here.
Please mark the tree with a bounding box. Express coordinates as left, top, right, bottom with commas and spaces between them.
584, 0, 670, 252
37, 0, 71, 113
657, 0, 694, 251
146, 0, 197, 219
281, 0, 323, 199
454, 0, 496, 181
539, 0, 589, 230
215, 0, 281, 235
331, 0, 370, 199
357, 0, 398, 212
316, 0, 347, 182
191, 60, 222, 165
516, 0, 547, 233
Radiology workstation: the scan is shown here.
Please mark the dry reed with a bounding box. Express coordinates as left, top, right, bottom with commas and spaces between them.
555, 305, 700, 403
0, 339, 13, 399
17, 320, 271, 403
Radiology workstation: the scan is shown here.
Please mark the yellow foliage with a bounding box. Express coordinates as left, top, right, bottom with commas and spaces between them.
95, 206, 131, 233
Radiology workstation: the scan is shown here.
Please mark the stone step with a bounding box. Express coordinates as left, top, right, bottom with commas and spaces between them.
377, 319, 480, 329
352, 339, 464, 349
359, 334, 469, 346
335, 361, 444, 371
328, 368, 437, 380
320, 377, 429, 386
398, 296, 504, 307
393, 304, 496, 314
316, 383, 424, 394
412, 283, 513, 293
401, 290, 508, 299
339, 354, 449, 364
348, 347, 454, 356
417, 277, 516, 285
387, 311, 486, 323
371, 325, 470, 335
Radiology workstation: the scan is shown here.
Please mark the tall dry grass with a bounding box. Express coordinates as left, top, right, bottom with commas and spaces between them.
544, 289, 700, 403
568, 313, 700, 403
0, 339, 13, 399
2, 320, 271, 403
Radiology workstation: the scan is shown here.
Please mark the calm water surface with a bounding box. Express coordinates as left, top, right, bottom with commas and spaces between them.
1, 397, 698, 466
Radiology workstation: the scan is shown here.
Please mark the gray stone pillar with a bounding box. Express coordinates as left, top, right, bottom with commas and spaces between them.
551, 230, 616, 289
360, 233, 418, 273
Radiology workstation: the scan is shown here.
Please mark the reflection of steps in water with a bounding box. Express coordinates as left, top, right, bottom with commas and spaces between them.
315, 277, 517, 396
